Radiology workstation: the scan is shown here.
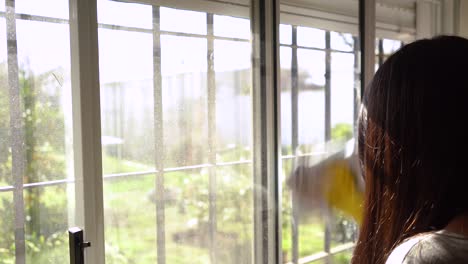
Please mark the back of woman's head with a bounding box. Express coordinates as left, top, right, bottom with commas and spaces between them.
353, 36, 468, 264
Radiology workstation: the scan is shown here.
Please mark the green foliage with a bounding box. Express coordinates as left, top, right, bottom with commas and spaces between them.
331, 123, 353, 142
0, 64, 69, 262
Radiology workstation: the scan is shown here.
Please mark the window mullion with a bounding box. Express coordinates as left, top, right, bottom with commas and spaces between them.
251, 0, 281, 262
353, 36, 360, 132
290, 25, 299, 264
69, 0, 105, 263
378, 39, 384, 66
206, 12, 218, 264
359, 0, 376, 96
324, 31, 331, 142
152, 6, 166, 264
323, 30, 332, 264
5, 0, 26, 262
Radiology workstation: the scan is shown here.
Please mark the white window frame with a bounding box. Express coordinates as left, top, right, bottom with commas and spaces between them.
69, 0, 106, 263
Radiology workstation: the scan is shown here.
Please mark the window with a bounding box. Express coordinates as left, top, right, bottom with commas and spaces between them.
376, 38, 404, 69
279, 24, 359, 263
0, 1, 74, 262
2, 0, 448, 263
98, 2, 253, 263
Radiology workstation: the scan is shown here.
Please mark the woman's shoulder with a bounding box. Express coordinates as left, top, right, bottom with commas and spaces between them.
386, 230, 468, 264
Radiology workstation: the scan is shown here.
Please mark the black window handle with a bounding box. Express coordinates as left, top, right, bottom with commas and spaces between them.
69, 227, 91, 264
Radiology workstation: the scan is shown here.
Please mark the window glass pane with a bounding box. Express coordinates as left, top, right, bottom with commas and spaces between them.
332, 250, 354, 264
280, 46, 292, 156
0, 19, 5, 60
17, 20, 70, 80
14, 16, 74, 262
214, 39, 251, 162
331, 52, 354, 137
98, 28, 154, 175
98, 6, 158, 262
98, 4, 254, 264
97, 0, 152, 29
162, 35, 208, 168
104, 175, 157, 262
0, 18, 9, 187
160, 7, 207, 35
165, 169, 210, 263
16, 0, 68, 19
15, 20, 72, 183
281, 1, 360, 259
375, 39, 380, 54
280, 24, 292, 45
383, 38, 402, 55
0, 192, 14, 261
214, 15, 249, 39
216, 164, 253, 263
297, 27, 325, 49
24, 185, 72, 263
331, 32, 354, 52
297, 49, 326, 151
280, 158, 293, 262
0, 0, 4, 12
298, 218, 326, 256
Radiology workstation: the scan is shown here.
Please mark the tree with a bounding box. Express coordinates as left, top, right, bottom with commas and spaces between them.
0, 63, 69, 262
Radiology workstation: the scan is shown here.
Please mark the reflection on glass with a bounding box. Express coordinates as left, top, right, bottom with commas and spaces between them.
165, 169, 210, 263
297, 26, 325, 48
214, 15, 250, 39
97, 0, 152, 29
162, 35, 208, 168
214, 40, 252, 162
331, 32, 354, 52
104, 175, 157, 262
297, 49, 326, 151
99, 29, 154, 174
160, 7, 207, 35
16, 0, 69, 19
280, 24, 292, 45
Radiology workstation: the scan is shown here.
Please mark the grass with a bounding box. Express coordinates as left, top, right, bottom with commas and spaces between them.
0, 155, 355, 263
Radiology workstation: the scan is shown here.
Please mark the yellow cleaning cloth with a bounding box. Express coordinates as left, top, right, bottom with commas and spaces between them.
323, 160, 363, 224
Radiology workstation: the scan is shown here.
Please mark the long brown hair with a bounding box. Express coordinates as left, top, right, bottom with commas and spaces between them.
352, 36, 468, 264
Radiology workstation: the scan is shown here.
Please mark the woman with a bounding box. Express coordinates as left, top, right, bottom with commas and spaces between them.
352, 36, 468, 264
